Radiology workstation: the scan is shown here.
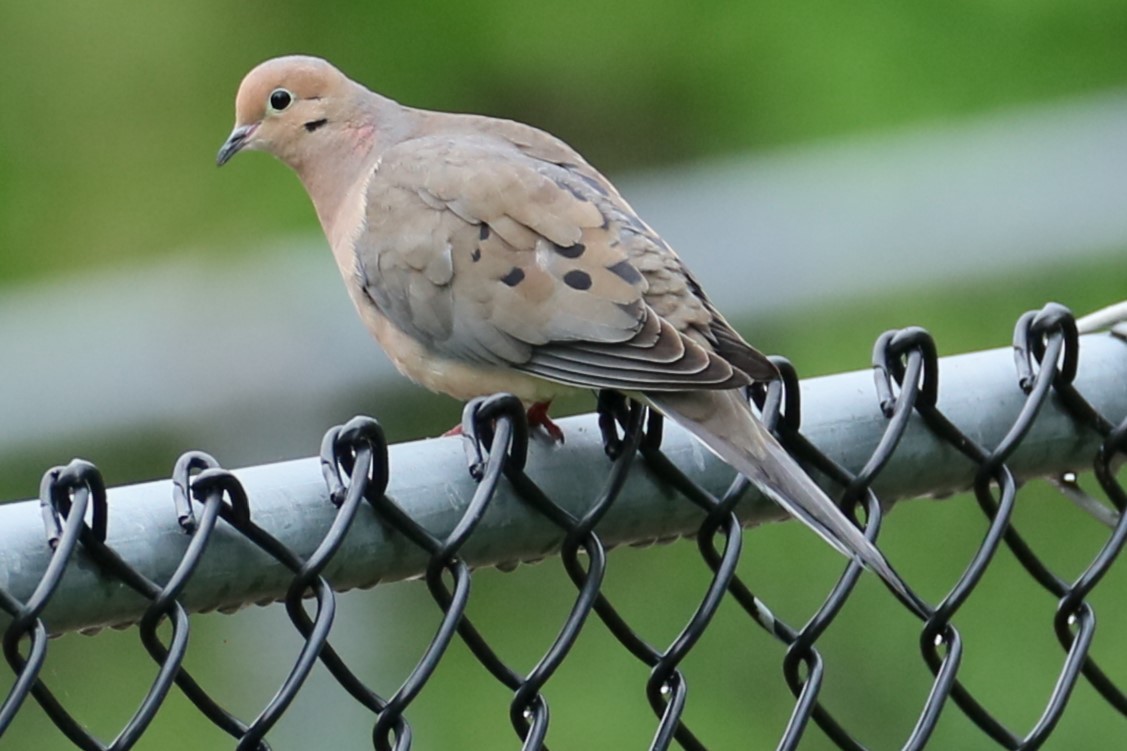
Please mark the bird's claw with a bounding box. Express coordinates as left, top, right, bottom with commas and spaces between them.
526, 401, 565, 444
597, 391, 632, 459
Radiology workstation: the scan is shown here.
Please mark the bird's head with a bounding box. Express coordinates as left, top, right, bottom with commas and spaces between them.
216, 55, 355, 169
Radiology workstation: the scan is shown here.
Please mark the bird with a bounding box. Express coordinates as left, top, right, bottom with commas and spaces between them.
217, 55, 907, 596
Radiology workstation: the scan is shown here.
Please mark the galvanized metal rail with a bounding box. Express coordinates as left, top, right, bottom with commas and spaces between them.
1, 331, 1123, 637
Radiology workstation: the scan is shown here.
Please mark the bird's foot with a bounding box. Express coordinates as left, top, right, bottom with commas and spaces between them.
444, 402, 560, 442
526, 401, 565, 444
444, 400, 562, 445
596, 390, 630, 459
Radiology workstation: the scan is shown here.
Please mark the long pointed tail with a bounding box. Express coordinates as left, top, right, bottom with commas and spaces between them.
646, 389, 911, 601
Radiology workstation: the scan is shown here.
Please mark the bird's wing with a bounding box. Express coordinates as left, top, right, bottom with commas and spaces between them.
353, 132, 774, 392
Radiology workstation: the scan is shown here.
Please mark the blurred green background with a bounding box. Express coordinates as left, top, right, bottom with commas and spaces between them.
1, 1, 1126, 749
3, 0, 1127, 285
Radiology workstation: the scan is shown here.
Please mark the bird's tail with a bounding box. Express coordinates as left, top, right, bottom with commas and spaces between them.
646, 389, 911, 601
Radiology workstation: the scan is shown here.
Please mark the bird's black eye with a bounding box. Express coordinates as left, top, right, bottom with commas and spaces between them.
269, 88, 293, 111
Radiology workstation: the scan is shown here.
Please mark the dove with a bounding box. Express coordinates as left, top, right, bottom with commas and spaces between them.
218, 55, 908, 596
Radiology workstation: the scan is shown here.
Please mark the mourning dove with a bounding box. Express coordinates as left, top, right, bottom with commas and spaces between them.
218, 55, 907, 595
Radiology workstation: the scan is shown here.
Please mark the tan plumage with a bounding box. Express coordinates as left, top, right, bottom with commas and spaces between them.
218, 55, 906, 595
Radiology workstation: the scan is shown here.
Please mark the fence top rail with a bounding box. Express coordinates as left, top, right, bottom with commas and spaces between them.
1, 331, 1124, 636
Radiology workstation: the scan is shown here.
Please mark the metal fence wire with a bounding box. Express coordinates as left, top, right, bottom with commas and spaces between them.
1, 302, 1125, 750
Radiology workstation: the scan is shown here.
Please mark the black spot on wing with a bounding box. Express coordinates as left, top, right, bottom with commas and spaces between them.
500, 267, 525, 286
563, 270, 592, 290
554, 242, 586, 259
479, 223, 490, 240
304, 118, 328, 133
607, 259, 643, 285
471, 248, 481, 262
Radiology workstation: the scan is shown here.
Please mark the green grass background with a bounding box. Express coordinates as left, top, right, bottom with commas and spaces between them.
1, 1, 1126, 749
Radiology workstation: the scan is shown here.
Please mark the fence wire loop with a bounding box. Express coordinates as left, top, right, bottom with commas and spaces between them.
1, 303, 1125, 750
320, 416, 390, 507
1014, 302, 1080, 392
40, 460, 108, 549
172, 451, 220, 532
460, 393, 530, 478
873, 326, 940, 415
755, 356, 799, 433
190, 467, 252, 527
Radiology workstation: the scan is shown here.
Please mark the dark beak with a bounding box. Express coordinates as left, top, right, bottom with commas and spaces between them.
216, 123, 258, 166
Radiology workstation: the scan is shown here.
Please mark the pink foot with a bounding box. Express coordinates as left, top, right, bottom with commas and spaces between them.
527, 401, 565, 444
442, 424, 464, 437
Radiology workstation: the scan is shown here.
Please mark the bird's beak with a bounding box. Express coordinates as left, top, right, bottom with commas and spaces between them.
216, 123, 258, 166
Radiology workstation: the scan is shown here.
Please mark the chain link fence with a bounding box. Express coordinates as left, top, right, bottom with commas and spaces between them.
1, 302, 1125, 749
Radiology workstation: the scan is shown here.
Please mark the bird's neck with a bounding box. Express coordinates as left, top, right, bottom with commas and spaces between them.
291, 93, 414, 244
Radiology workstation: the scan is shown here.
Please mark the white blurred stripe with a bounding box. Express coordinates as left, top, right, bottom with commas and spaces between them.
2, 90, 1126, 455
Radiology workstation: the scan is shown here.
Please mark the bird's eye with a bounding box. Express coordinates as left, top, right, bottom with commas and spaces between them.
268, 88, 293, 111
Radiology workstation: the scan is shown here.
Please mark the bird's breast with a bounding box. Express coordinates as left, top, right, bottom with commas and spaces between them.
347, 282, 573, 403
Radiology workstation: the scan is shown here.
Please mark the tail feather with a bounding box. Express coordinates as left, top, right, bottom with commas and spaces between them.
646, 389, 912, 601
